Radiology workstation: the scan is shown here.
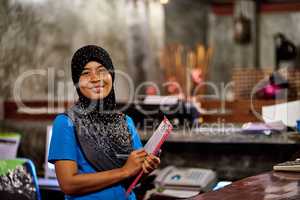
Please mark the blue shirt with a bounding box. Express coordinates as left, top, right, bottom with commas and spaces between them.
48, 114, 143, 200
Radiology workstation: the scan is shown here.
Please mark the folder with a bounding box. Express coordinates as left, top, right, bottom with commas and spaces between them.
126, 116, 173, 196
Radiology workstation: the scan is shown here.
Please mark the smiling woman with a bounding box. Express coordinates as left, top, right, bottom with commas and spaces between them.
48, 45, 160, 200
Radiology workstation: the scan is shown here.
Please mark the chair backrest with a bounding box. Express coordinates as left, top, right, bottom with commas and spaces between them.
0, 158, 41, 200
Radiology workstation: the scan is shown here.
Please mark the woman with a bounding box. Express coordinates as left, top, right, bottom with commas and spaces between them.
48, 45, 160, 200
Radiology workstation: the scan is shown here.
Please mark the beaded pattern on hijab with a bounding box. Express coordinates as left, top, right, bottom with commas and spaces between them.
67, 45, 133, 171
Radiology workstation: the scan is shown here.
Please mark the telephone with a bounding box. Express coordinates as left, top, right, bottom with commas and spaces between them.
154, 166, 217, 192
273, 159, 300, 172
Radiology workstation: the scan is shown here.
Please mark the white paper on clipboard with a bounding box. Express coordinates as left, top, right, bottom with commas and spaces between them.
144, 117, 173, 155
126, 116, 173, 196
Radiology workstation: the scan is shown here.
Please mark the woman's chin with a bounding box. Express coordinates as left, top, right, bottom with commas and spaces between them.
89, 92, 109, 100
80, 87, 111, 100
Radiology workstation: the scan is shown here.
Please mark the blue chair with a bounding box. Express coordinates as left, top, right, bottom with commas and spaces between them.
0, 158, 41, 200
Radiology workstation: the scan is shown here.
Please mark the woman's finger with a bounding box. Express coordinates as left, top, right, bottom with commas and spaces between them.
136, 152, 147, 158
142, 163, 150, 174
152, 156, 160, 165
137, 157, 145, 163
135, 149, 146, 155
147, 155, 160, 166
136, 152, 146, 157
144, 161, 153, 172
145, 157, 155, 167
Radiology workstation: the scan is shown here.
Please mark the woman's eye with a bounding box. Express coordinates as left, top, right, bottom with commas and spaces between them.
81, 71, 89, 75
97, 69, 108, 75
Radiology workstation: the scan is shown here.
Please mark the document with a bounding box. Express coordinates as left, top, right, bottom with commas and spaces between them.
126, 116, 173, 195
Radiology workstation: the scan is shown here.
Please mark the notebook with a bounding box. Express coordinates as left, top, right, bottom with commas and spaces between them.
126, 116, 173, 195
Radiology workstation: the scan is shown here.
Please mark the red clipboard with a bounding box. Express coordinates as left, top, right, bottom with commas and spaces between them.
126, 116, 173, 196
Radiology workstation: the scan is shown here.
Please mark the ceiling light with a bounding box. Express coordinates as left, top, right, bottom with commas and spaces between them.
160, 0, 169, 5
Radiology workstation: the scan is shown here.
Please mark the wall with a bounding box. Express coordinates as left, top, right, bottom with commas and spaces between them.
259, 12, 300, 68
0, 0, 165, 102
207, 8, 300, 89
207, 14, 234, 86
2, 1, 300, 99
0, 0, 165, 173
164, 0, 209, 48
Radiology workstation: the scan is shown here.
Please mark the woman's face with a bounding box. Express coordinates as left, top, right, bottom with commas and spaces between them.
79, 61, 113, 100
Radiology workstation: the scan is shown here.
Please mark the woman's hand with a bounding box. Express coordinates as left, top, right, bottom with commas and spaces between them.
122, 149, 147, 177
142, 154, 160, 174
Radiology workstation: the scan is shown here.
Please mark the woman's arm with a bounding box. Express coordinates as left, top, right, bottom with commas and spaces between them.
55, 149, 147, 195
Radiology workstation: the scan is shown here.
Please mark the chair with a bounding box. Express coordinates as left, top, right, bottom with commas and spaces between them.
0, 158, 41, 200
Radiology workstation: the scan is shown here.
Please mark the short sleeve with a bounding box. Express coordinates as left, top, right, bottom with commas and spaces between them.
48, 114, 77, 164
126, 116, 143, 150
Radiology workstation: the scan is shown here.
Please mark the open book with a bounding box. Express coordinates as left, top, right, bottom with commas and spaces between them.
126, 116, 173, 196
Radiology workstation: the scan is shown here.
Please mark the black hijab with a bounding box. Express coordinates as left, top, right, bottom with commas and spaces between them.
66, 45, 133, 172
71, 45, 116, 112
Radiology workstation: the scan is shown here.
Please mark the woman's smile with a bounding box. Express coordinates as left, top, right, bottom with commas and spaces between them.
91, 82, 108, 93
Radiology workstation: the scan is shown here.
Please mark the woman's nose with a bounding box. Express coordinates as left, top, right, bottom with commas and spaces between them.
90, 72, 100, 82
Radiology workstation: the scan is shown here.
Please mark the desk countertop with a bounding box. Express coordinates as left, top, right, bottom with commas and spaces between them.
139, 129, 300, 144
194, 171, 300, 200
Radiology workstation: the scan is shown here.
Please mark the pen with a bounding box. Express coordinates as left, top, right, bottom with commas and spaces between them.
115, 154, 129, 159
116, 150, 162, 159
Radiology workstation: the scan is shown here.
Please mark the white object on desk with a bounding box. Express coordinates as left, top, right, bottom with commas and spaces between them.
262, 100, 300, 127
154, 166, 217, 192
273, 159, 300, 172
158, 189, 199, 198
242, 121, 286, 131
38, 178, 59, 188
143, 95, 179, 105
213, 181, 232, 191
44, 126, 56, 179
193, 127, 242, 133
0, 133, 20, 159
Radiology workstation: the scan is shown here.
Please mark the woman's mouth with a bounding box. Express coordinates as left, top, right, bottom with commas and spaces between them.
91, 83, 106, 93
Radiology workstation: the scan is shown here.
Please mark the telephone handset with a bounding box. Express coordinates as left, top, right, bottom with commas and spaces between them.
273, 159, 300, 172
154, 166, 216, 192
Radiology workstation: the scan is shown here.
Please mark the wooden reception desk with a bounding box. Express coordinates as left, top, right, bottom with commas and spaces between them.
194, 171, 300, 200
